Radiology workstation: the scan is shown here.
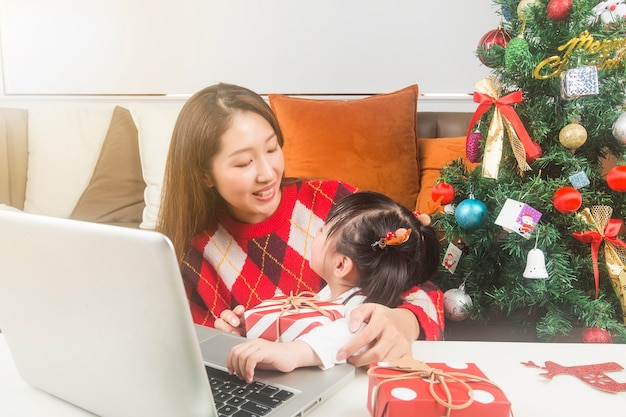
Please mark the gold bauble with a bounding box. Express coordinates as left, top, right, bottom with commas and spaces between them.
559, 123, 587, 150
518, 0, 539, 20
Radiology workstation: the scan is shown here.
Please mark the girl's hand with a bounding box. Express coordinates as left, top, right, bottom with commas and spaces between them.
336, 303, 417, 368
227, 339, 307, 383
214, 305, 246, 335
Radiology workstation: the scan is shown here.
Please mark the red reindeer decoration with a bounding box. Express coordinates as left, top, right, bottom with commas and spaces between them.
522, 360, 626, 393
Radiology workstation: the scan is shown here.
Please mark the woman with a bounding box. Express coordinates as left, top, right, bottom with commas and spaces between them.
157, 83, 443, 367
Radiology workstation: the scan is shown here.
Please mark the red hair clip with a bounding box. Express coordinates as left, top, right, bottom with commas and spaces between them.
371, 228, 412, 250
413, 210, 431, 226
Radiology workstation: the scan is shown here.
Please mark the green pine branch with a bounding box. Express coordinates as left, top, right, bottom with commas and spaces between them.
438, 0, 626, 342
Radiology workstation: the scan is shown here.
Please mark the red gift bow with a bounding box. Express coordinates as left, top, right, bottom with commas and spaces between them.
467, 90, 542, 162
572, 219, 626, 299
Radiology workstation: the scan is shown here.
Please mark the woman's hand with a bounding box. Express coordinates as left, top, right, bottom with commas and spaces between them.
337, 303, 419, 368
214, 305, 246, 335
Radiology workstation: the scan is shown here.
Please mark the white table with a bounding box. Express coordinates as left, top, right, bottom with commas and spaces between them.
2, 334, 625, 416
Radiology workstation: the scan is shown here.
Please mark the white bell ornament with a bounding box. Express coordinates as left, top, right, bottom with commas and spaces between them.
523, 231, 549, 279
523, 248, 549, 279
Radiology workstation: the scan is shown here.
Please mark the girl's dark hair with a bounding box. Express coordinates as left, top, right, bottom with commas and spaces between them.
325, 191, 440, 307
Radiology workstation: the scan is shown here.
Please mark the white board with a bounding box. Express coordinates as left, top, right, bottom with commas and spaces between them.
0, 0, 500, 96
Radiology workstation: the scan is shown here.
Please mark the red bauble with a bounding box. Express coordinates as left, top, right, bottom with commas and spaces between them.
477, 28, 511, 67
607, 165, 626, 192
552, 186, 582, 214
431, 182, 455, 205
547, 0, 573, 21
582, 327, 612, 344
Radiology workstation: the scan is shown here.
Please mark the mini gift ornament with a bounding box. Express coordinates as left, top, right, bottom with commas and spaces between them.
467, 77, 542, 179
569, 170, 590, 189
367, 358, 512, 417
560, 66, 599, 100
244, 292, 344, 342
572, 206, 626, 323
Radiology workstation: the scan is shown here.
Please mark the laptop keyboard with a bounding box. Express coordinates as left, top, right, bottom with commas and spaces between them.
206, 366, 295, 417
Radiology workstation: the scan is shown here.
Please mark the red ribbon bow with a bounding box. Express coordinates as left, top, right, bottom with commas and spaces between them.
572, 219, 626, 299
467, 90, 542, 162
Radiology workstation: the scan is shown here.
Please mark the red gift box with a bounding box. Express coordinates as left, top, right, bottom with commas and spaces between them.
367, 358, 511, 417
244, 292, 344, 342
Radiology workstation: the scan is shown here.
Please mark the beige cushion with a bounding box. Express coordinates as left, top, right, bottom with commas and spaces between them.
70, 106, 145, 224
0, 108, 28, 210
130, 103, 183, 229
24, 105, 114, 217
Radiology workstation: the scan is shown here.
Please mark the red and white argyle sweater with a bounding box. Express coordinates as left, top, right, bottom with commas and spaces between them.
181, 179, 444, 340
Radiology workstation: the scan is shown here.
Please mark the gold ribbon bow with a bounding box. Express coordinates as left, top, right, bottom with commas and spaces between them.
368, 357, 512, 417
572, 206, 626, 323
273, 291, 339, 342
467, 77, 542, 179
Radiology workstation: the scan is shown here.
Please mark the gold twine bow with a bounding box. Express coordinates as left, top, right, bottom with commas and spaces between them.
572, 206, 626, 324
368, 357, 512, 417
467, 77, 542, 179
273, 291, 339, 342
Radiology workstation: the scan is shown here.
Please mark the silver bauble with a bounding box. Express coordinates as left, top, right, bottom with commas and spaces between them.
443, 284, 473, 321
612, 112, 626, 144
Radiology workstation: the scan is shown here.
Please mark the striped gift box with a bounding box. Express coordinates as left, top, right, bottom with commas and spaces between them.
244, 293, 345, 342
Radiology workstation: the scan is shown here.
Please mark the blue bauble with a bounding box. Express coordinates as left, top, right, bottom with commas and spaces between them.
455, 198, 488, 230
501, 5, 512, 21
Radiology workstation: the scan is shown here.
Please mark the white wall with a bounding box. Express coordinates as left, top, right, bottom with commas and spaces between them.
0, 0, 500, 111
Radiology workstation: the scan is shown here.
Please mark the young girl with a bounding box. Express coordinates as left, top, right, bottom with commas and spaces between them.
227, 191, 441, 382
157, 83, 443, 367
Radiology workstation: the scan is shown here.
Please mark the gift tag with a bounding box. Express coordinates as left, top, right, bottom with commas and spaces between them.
495, 198, 542, 239
442, 242, 462, 274
569, 170, 590, 189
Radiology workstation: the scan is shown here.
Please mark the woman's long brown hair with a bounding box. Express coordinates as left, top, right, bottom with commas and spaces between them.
156, 83, 284, 263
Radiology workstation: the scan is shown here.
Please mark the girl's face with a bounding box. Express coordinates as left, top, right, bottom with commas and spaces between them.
207, 111, 284, 224
310, 224, 337, 281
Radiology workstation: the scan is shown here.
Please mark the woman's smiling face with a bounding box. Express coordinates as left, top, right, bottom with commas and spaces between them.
206, 111, 284, 224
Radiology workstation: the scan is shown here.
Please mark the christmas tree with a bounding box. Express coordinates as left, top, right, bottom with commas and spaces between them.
435, 0, 626, 342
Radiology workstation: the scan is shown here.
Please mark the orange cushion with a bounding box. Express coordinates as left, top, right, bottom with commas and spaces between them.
269, 85, 420, 210
416, 136, 477, 215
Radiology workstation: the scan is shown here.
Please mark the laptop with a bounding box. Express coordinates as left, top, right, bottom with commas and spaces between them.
0, 210, 354, 417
